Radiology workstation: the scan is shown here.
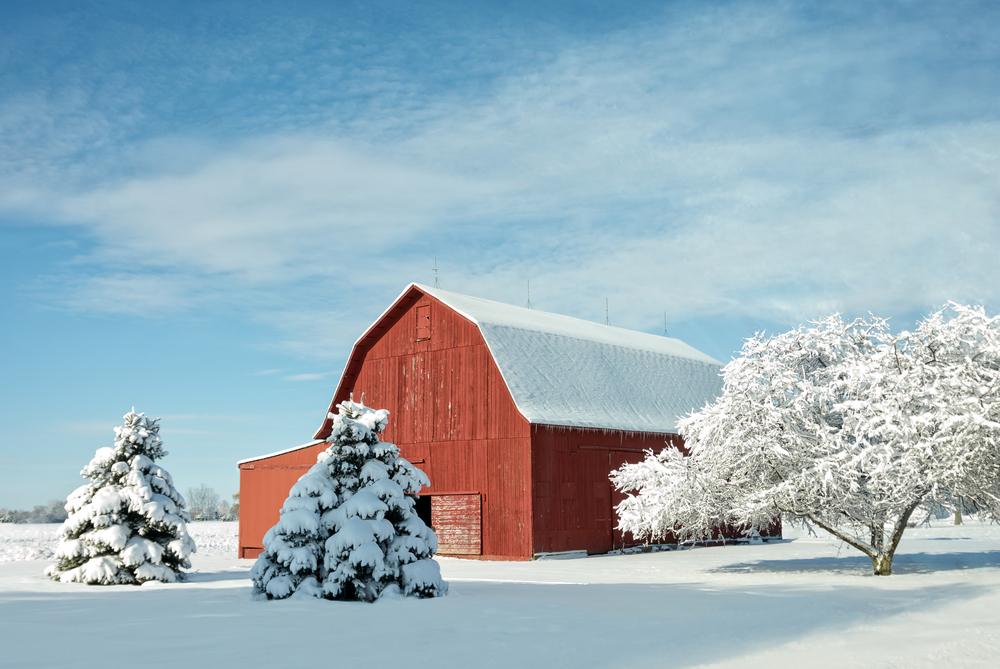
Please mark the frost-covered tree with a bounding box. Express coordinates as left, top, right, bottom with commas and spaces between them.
251, 398, 447, 601
216, 500, 234, 521
613, 304, 1000, 575
187, 484, 221, 520
45, 410, 196, 584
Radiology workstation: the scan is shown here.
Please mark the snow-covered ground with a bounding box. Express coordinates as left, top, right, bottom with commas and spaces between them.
0, 520, 238, 562
2, 520, 999, 668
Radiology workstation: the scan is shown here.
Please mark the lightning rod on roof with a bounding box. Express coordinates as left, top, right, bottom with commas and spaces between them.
526, 280, 532, 309
433, 258, 441, 289
664, 311, 669, 337
605, 298, 610, 326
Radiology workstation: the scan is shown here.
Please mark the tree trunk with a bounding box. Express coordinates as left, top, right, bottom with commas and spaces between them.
871, 553, 894, 575
805, 501, 920, 577
868, 502, 921, 576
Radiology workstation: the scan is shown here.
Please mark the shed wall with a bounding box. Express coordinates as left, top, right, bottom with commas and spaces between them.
238, 444, 326, 558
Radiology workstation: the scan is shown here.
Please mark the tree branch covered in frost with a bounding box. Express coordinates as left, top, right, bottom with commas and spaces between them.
45, 410, 196, 584
613, 304, 1000, 575
251, 398, 447, 601
186, 484, 221, 521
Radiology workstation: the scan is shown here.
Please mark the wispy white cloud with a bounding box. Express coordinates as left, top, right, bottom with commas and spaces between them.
32, 271, 210, 316
3, 1, 999, 359
283, 372, 334, 382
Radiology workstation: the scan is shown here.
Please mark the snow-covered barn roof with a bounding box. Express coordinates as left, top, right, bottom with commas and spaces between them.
411, 284, 723, 434
237, 440, 324, 466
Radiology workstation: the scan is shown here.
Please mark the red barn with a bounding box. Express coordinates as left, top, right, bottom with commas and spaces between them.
238, 284, 725, 560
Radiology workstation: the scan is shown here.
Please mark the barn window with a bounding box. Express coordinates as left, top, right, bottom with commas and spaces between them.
415, 304, 431, 341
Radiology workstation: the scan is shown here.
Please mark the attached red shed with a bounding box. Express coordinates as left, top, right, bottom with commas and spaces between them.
239, 284, 725, 560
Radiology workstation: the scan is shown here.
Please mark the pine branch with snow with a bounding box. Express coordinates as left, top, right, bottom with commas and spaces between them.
45, 410, 196, 584
251, 398, 447, 601
613, 304, 1000, 575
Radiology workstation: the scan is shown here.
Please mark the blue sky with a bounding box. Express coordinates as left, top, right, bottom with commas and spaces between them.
2, 0, 999, 509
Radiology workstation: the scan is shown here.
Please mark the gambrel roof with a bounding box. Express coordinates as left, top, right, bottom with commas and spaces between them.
413, 285, 723, 434
318, 284, 724, 437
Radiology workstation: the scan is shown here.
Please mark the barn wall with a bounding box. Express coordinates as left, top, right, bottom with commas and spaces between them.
331, 291, 534, 559
530, 426, 683, 554
237, 443, 327, 558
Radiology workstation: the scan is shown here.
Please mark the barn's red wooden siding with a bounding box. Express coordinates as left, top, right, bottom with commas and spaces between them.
530, 426, 683, 554
312, 289, 534, 559
237, 285, 714, 560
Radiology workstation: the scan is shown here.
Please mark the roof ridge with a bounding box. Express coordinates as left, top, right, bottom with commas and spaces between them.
413, 283, 722, 366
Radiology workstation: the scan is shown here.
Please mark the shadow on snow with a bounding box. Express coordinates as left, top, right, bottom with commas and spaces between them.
2, 562, 997, 669
709, 550, 1000, 576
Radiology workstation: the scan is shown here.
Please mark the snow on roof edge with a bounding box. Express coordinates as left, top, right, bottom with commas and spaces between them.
410, 284, 536, 426
312, 283, 425, 439
531, 422, 680, 436
413, 283, 723, 365
312, 283, 722, 437
237, 440, 325, 465
413, 283, 480, 324
414, 284, 723, 433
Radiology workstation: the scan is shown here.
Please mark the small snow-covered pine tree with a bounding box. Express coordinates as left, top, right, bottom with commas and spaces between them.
251, 398, 447, 601
45, 410, 196, 584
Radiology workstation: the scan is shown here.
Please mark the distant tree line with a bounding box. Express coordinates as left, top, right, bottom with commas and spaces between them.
1, 487, 239, 523
0, 500, 70, 524
185, 484, 239, 521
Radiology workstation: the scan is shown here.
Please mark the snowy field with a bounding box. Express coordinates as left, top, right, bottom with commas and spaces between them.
0, 520, 239, 562
2, 521, 999, 668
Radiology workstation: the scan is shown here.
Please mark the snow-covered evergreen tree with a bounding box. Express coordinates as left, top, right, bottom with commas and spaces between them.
45, 410, 196, 584
613, 304, 1000, 576
251, 398, 447, 601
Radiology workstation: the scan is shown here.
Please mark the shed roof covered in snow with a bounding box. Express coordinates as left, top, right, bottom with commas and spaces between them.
399, 284, 724, 434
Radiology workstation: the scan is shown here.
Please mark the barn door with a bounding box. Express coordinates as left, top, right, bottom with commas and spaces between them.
609, 450, 648, 550
571, 448, 615, 554
431, 494, 482, 555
